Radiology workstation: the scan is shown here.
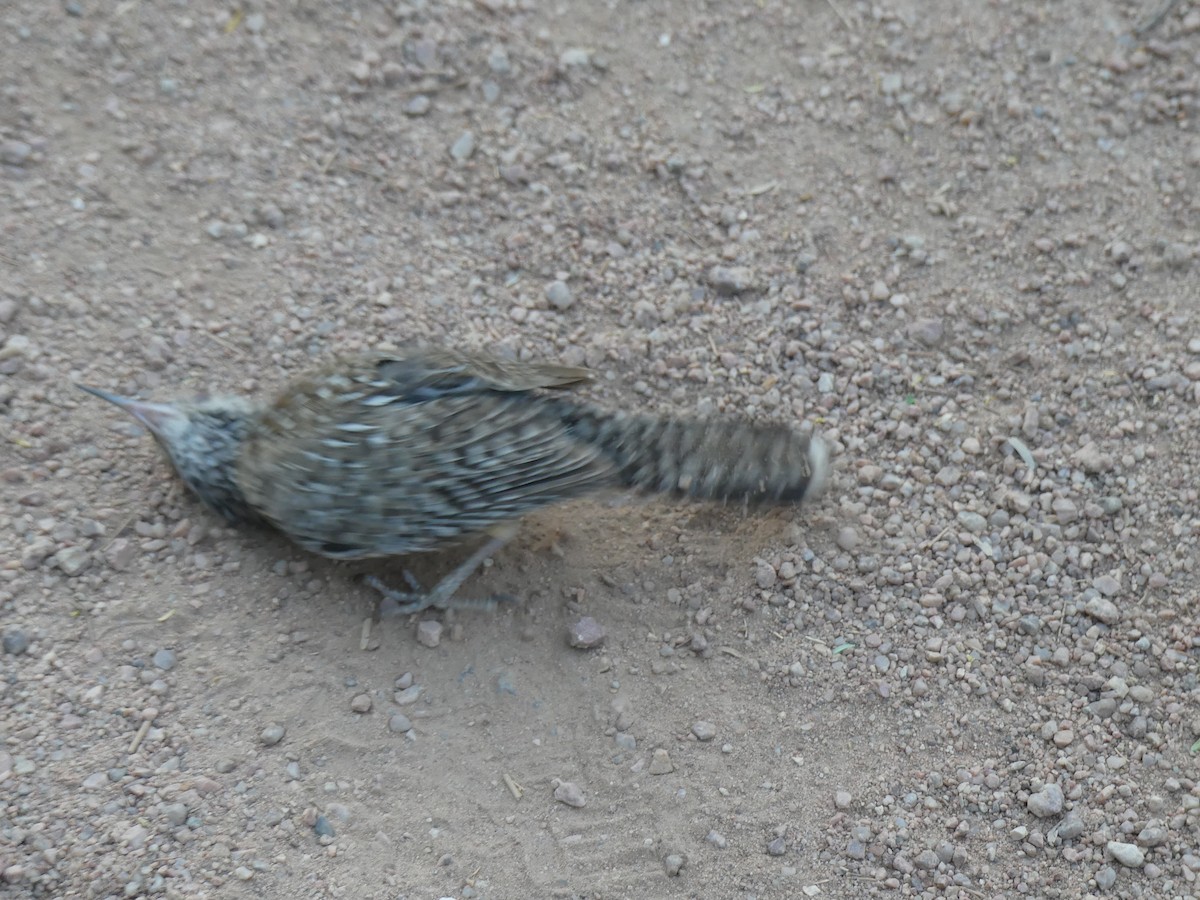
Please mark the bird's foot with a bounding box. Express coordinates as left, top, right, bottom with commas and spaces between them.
363, 574, 517, 618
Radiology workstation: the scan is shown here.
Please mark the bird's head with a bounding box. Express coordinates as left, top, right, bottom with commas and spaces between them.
76, 385, 262, 522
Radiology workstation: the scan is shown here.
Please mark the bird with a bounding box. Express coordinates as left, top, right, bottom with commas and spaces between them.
77, 346, 830, 616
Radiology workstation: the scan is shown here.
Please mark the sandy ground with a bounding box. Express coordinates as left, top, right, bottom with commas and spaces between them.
2, 0, 1199, 897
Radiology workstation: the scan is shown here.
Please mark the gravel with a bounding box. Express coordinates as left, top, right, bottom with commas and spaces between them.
2, 0, 1196, 896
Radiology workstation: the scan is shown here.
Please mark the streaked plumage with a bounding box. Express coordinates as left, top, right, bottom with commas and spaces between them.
79, 347, 829, 613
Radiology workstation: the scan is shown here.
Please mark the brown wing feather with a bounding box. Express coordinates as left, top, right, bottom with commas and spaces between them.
237, 351, 613, 560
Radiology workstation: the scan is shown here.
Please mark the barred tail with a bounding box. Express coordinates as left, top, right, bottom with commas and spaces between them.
560, 404, 829, 504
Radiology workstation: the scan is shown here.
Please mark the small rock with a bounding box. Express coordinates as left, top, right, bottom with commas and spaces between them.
705, 830, 727, 849
1052, 497, 1079, 524
394, 685, 422, 705
449, 132, 476, 162
755, 562, 777, 589
691, 721, 717, 742
1072, 441, 1108, 473
1106, 841, 1144, 867
162, 802, 188, 827
545, 280, 574, 311
0, 140, 32, 166
54, 546, 91, 576
914, 849, 940, 871
82, 771, 107, 790
350, 693, 373, 713
909, 318, 944, 346
834, 791, 853, 810
152, 648, 176, 671
559, 47, 591, 67
956, 511, 987, 534
835, 527, 859, 551
1027, 783, 1064, 818
121, 824, 149, 849
3, 628, 30, 656
934, 466, 961, 487
552, 780, 586, 808
816, 372, 835, 394
708, 265, 755, 295
404, 95, 431, 117
1095, 866, 1117, 890
767, 836, 787, 856
416, 620, 442, 648
567, 616, 605, 649
663, 854, 685, 876
1093, 574, 1120, 597
648, 748, 674, 775
1055, 814, 1085, 841
104, 538, 137, 571
260, 724, 286, 746
388, 713, 413, 733
1084, 596, 1120, 625
487, 46, 511, 74
1137, 824, 1168, 847
314, 815, 335, 837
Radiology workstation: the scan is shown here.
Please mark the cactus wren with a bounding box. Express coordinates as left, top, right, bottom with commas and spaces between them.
78, 347, 829, 615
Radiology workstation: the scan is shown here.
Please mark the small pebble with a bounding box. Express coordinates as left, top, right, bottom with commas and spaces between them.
388, 713, 413, 733
552, 780, 586, 808
648, 748, 674, 775
559, 47, 591, 67
0, 140, 32, 166
416, 620, 442, 648
54, 547, 91, 576
691, 721, 717, 742
1106, 841, 1144, 867
568, 616, 606, 649
260, 724, 286, 747
314, 815, 335, 837
835, 527, 859, 551
545, 280, 574, 311
449, 132, 476, 161
350, 693, 373, 713
1027, 783, 1064, 818
152, 648, 177, 671
162, 802, 188, 827
663, 854, 685, 876
1084, 596, 1120, 625
708, 265, 755, 295
404, 95, 432, 116
3, 628, 30, 656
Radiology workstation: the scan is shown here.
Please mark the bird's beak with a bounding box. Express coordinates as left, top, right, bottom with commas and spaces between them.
75, 384, 183, 437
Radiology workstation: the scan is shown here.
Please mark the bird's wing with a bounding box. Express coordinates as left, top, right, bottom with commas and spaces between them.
237, 352, 613, 560
368, 347, 593, 398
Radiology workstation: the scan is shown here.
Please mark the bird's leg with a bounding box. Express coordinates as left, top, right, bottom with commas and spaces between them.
364, 523, 520, 617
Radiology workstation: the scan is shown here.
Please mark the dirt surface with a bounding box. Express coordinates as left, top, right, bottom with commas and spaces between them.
2, 0, 1199, 897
